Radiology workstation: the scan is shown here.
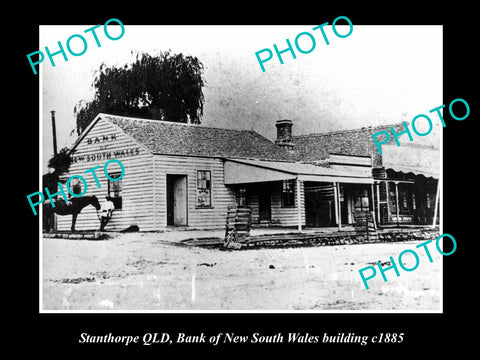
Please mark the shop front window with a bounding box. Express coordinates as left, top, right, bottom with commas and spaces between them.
426, 192, 435, 209
354, 188, 369, 211
398, 188, 412, 213
389, 189, 397, 213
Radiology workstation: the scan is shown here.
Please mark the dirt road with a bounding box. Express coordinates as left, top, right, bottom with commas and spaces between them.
42, 233, 441, 311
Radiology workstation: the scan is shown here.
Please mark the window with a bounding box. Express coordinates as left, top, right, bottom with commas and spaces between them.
108, 173, 122, 209
281, 180, 295, 207
196, 170, 211, 207
354, 188, 370, 211
399, 190, 410, 212
237, 188, 247, 206
389, 189, 397, 213
426, 192, 435, 209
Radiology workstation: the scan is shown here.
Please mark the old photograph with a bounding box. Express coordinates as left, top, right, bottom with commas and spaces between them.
38, 24, 443, 312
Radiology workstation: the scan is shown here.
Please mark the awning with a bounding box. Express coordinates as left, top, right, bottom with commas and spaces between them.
223, 158, 374, 185
381, 145, 440, 179
384, 166, 439, 179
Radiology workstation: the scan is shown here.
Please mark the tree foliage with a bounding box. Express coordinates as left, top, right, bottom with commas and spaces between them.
74, 50, 205, 135
47, 147, 72, 174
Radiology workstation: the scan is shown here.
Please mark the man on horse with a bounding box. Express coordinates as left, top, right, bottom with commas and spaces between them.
42, 150, 100, 233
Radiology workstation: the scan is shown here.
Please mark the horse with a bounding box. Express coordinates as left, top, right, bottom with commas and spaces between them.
43, 195, 101, 232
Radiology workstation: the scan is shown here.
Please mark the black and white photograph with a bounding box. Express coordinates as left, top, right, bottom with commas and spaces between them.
15, 5, 476, 356
39, 24, 443, 312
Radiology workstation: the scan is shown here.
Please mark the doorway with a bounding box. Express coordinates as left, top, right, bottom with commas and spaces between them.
166, 174, 188, 226
258, 184, 271, 223
304, 183, 335, 227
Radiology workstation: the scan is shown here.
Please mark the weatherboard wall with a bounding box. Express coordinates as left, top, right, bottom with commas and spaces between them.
54, 116, 306, 232
152, 154, 237, 229
56, 117, 156, 232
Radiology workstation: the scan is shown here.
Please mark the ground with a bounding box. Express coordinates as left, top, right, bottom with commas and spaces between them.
41, 231, 442, 311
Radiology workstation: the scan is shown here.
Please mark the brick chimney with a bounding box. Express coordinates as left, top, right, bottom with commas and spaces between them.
275, 119, 295, 150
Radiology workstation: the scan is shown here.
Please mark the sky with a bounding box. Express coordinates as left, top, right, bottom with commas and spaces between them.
40, 24, 442, 171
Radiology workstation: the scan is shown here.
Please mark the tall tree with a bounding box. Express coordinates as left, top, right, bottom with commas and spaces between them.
43, 147, 72, 196
74, 50, 205, 135
47, 147, 72, 174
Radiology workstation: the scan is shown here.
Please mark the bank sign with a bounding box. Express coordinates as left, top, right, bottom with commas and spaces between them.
71, 133, 141, 163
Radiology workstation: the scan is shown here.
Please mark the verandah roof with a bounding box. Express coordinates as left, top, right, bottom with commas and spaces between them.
223, 158, 374, 185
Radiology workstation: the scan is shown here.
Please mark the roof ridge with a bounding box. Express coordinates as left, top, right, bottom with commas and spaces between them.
101, 113, 255, 134
293, 122, 409, 138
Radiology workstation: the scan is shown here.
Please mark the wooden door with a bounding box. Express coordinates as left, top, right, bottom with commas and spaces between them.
167, 175, 188, 226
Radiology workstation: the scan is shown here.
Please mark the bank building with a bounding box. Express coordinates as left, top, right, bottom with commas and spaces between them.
55, 113, 440, 232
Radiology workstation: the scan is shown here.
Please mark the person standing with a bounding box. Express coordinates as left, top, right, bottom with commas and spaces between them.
97, 197, 115, 231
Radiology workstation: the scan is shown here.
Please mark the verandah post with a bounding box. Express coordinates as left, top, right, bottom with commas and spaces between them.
376, 182, 381, 226
395, 182, 400, 227
370, 183, 375, 219
386, 181, 391, 223
333, 181, 341, 230
337, 182, 342, 230
296, 177, 302, 232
